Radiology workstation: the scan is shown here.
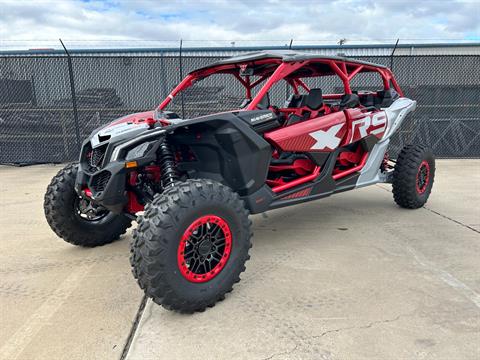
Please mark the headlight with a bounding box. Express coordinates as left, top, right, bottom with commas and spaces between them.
125, 141, 154, 161
109, 129, 166, 161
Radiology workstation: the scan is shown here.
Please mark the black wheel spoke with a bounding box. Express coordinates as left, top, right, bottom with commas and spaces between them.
204, 260, 211, 273
212, 251, 222, 261
213, 236, 225, 245
184, 246, 195, 256
209, 225, 221, 237
191, 258, 201, 273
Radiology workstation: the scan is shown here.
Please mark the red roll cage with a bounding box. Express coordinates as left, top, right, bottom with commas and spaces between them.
157, 54, 403, 112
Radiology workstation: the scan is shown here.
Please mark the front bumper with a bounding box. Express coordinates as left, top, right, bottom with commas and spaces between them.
75, 161, 129, 214
75, 126, 166, 214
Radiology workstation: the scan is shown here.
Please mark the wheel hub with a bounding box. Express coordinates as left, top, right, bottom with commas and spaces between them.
177, 215, 232, 283
76, 196, 109, 221
416, 160, 430, 194
197, 239, 213, 256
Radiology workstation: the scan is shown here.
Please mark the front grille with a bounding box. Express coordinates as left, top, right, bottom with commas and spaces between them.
84, 143, 108, 172
90, 170, 111, 193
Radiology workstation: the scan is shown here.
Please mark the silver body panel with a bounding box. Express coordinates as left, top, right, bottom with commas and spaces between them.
356, 98, 417, 188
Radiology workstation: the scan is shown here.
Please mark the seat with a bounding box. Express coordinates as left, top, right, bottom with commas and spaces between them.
270, 153, 308, 166
284, 94, 305, 108
283, 89, 325, 124
304, 88, 324, 110
339, 93, 360, 109
374, 89, 399, 108
360, 93, 375, 108
257, 92, 270, 110
284, 113, 307, 126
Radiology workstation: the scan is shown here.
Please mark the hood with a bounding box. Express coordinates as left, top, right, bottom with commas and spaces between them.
89, 111, 155, 148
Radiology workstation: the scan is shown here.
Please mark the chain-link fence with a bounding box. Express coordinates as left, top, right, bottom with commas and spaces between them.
1, 53, 479, 164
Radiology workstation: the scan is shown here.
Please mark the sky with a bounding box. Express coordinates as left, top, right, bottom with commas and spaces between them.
0, 0, 479, 49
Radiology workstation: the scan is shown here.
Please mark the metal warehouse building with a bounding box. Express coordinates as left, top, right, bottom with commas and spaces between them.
2, 42, 480, 56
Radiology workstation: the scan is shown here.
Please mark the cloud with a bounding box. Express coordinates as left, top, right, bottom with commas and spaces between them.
0, 0, 478, 49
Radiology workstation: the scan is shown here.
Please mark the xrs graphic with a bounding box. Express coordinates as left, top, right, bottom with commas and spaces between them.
309, 123, 344, 150
351, 111, 388, 140
44, 50, 433, 313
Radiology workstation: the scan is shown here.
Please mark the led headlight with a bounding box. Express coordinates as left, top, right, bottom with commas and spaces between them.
125, 142, 153, 161
110, 129, 166, 162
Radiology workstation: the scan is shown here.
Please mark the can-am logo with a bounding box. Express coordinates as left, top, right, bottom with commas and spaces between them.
250, 113, 274, 123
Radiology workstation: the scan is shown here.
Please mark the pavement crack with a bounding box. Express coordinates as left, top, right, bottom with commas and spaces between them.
120, 295, 147, 360
423, 206, 480, 234
261, 344, 299, 360
315, 313, 406, 339
260, 313, 411, 360
375, 184, 479, 235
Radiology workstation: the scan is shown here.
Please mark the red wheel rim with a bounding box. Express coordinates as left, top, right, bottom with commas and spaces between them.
416, 160, 430, 194
177, 215, 232, 283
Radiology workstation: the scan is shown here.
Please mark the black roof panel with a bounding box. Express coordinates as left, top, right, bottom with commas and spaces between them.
191, 50, 388, 74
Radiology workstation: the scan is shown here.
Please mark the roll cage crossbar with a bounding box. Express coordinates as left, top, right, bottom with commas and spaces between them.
157, 57, 403, 112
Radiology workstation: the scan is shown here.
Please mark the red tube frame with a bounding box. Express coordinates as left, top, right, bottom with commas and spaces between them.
271, 166, 321, 193
332, 152, 369, 180
270, 151, 369, 194
157, 58, 403, 111
155, 57, 395, 195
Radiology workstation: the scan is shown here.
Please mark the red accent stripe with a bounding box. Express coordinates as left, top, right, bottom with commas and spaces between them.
281, 187, 312, 199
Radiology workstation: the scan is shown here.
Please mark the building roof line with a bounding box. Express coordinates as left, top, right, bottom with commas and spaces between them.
0, 42, 479, 56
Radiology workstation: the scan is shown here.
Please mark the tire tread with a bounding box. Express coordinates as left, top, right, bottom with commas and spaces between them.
130, 179, 252, 313
392, 144, 435, 209
43, 163, 131, 247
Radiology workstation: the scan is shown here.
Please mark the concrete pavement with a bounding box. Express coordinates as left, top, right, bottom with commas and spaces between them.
0, 160, 479, 359
0, 164, 143, 360
126, 160, 480, 360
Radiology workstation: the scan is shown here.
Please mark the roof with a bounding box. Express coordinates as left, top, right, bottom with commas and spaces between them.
190, 50, 388, 75
0, 42, 479, 56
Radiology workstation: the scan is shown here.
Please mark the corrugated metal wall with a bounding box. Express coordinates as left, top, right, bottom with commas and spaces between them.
1, 43, 480, 57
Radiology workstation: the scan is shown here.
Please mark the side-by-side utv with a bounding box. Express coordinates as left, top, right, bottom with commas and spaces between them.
44, 51, 435, 312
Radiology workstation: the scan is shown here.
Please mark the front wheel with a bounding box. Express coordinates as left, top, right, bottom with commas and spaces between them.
130, 179, 252, 313
44, 163, 132, 247
392, 144, 435, 209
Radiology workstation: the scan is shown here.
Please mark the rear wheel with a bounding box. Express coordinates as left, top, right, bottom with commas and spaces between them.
44, 163, 132, 247
392, 144, 435, 209
130, 179, 252, 313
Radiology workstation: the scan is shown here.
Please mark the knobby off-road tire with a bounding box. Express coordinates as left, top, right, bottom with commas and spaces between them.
44, 163, 132, 247
130, 179, 252, 313
392, 144, 435, 209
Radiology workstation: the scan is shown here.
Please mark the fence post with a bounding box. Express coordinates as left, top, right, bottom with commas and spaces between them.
160, 51, 168, 99
59, 39, 81, 153
179, 39, 185, 119
285, 39, 294, 99
390, 38, 399, 72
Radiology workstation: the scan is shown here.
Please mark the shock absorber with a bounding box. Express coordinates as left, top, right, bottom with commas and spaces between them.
158, 139, 178, 188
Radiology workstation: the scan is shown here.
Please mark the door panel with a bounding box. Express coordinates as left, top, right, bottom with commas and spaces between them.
264, 112, 347, 152
343, 108, 388, 145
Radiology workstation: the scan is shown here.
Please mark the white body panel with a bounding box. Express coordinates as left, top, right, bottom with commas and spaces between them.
356, 98, 416, 188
